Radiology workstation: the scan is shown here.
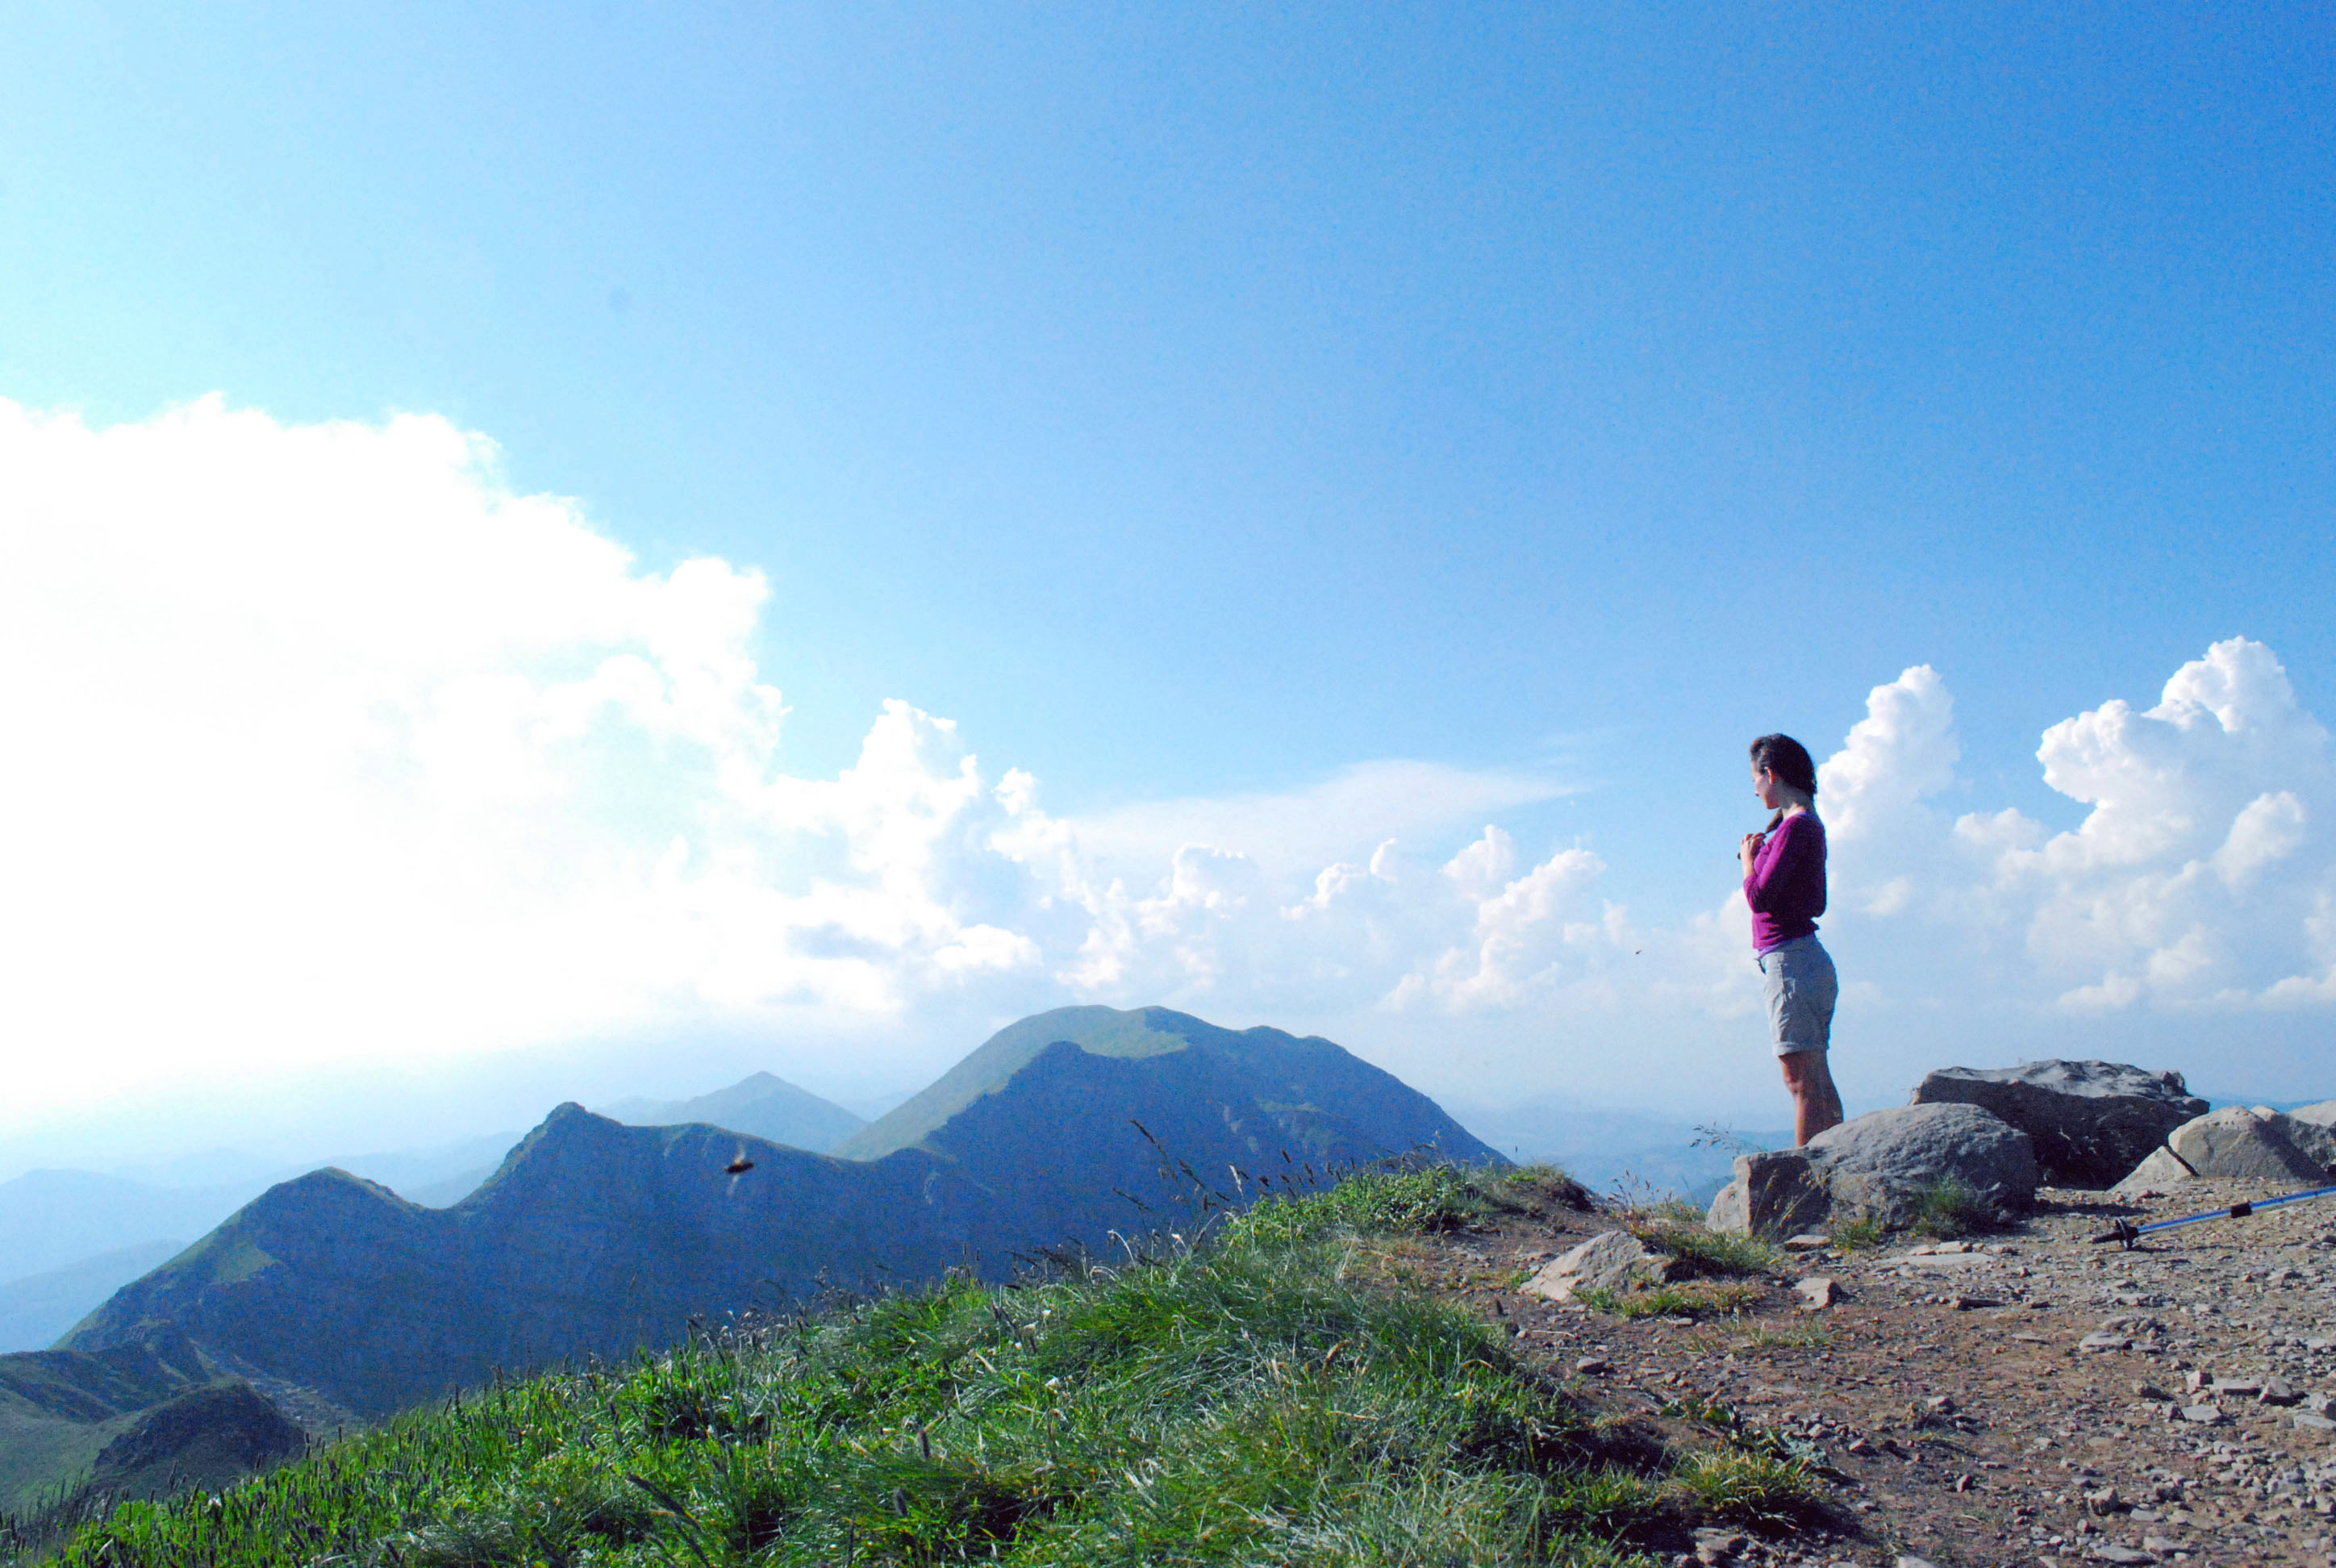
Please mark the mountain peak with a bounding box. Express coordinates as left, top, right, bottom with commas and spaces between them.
832, 1004, 1479, 1165
596, 1074, 864, 1154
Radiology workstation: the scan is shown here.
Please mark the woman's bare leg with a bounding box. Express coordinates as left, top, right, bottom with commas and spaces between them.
1779, 1051, 1844, 1145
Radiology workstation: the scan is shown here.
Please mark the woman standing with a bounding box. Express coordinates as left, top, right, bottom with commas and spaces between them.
1740, 734, 1844, 1145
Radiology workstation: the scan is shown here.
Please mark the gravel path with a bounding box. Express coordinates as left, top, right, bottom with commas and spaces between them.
1427, 1179, 2336, 1568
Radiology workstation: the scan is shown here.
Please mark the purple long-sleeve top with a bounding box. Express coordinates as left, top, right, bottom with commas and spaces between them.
1745, 811, 1826, 953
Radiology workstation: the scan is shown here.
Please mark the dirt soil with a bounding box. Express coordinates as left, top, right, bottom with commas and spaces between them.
1414, 1179, 2336, 1568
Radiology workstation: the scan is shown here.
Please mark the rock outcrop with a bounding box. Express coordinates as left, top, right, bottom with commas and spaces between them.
2260, 1104, 2336, 1169
1708, 1104, 2039, 1238
1520, 1232, 1670, 1303
2109, 1106, 2330, 1194
2109, 1145, 2196, 1196
1908, 1060, 2205, 1187
1705, 1149, 1836, 1238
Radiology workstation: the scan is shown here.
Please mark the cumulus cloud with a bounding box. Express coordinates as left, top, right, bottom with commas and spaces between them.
0, 398, 1059, 1115
1938, 639, 2336, 1011
8, 394, 2336, 1128
0, 397, 1606, 1121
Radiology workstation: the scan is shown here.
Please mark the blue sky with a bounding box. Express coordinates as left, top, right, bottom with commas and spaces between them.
4, 2, 2334, 1157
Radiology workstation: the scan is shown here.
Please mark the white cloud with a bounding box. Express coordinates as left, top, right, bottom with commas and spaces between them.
8, 394, 2336, 1132
0, 398, 1059, 1117
1935, 638, 2336, 1011
1067, 761, 1569, 883
1818, 664, 1958, 844
0, 397, 1606, 1125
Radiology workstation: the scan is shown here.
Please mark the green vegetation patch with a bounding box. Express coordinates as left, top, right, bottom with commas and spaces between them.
1823, 1215, 1887, 1252
1623, 1224, 1779, 1282
1904, 1178, 2005, 1240
1227, 1164, 1491, 1246
15, 1173, 1702, 1568
12, 1162, 1825, 1566
1671, 1449, 1821, 1528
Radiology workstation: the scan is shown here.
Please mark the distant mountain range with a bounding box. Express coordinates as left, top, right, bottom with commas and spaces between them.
1445, 1097, 1791, 1203
0, 1324, 302, 1514
597, 1070, 865, 1153
0, 1088, 866, 1353
0, 1242, 189, 1357
60, 1007, 1495, 1425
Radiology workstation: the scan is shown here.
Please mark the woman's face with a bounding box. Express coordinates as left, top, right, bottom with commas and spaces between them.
1752, 764, 1787, 810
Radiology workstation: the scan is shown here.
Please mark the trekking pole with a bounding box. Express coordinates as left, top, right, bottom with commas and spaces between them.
2092, 1182, 2336, 1250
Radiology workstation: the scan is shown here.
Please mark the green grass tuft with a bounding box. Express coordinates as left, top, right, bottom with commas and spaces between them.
1489, 1163, 1597, 1213
1671, 1448, 1821, 1527
1905, 1177, 2004, 1239
1625, 1223, 1780, 1281
1825, 1214, 1887, 1251
1226, 1163, 1491, 1246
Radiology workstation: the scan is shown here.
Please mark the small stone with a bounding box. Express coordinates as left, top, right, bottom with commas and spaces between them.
1846, 1437, 1874, 1454
1574, 1356, 1612, 1375
2134, 1382, 2173, 1401
2184, 1370, 2211, 1393
2180, 1403, 2228, 1424
2307, 1391, 2334, 1414
2081, 1333, 2136, 1352
1926, 1394, 1957, 1413
1694, 1526, 1750, 1564
1782, 1232, 1831, 1250
1894, 1558, 1942, 1568
2211, 1377, 2264, 1397
1795, 1276, 1838, 1310
2142, 1539, 2183, 1553
2294, 1412, 2336, 1432
2261, 1378, 2301, 1405
2092, 1549, 2155, 1566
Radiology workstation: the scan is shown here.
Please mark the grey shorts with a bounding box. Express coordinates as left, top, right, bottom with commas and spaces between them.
1758, 935, 1837, 1057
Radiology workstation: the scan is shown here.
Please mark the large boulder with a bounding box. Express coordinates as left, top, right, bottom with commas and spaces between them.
2169, 1107, 2326, 1183
2262, 1104, 2336, 1168
2109, 1107, 2334, 1195
1708, 1103, 2038, 1237
2109, 1146, 2196, 1198
1908, 1060, 2205, 1188
1704, 1149, 1834, 1238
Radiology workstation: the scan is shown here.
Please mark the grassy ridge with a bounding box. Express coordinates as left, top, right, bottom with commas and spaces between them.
7, 1167, 1809, 1566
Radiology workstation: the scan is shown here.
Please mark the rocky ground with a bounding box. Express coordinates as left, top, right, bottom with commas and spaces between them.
1416, 1178, 2336, 1568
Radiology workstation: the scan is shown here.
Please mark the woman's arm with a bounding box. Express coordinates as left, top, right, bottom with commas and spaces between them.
1743, 818, 1806, 910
